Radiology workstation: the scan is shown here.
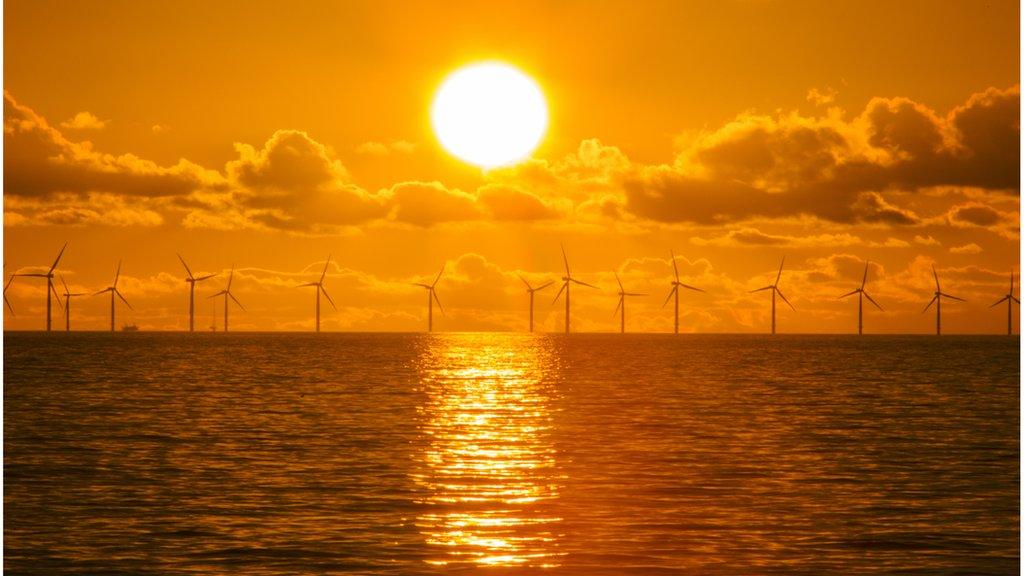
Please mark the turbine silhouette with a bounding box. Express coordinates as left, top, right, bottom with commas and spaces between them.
209, 265, 244, 332
552, 245, 597, 334
15, 242, 67, 331
662, 249, 705, 334
750, 256, 794, 335
519, 275, 553, 333
59, 274, 88, 331
989, 270, 1019, 336
93, 260, 132, 332
613, 272, 646, 334
414, 265, 445, 332
178, 253, 217, 332
298, 255, 336, 333
922, 265, 964, 335
838, 261, 883, 335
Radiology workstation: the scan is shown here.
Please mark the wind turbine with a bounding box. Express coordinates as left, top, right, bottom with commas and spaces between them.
298, 255, 336, 332
59, 274, 88, 331
552, 245, 597, 334
838, 261, 883, 335
663, 250, 705, 334
922, 265, 964, 335
613, 272, 646, 334
209, 265, 244, 332
414, 265, 445, 332
750, 256, 794, 335
989, 270, 1019, 336
15, 242, 67, 331
177, 253, 217, 332
4, 273, 15, 316
94, 260, 132, 332
519, 275, 553, 332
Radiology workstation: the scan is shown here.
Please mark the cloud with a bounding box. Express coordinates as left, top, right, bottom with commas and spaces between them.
4, 193, 163, 227
476, 184, 562, 221
807, 87, 837, 106
4, 92, 222, 200
623, 85, 1019, 226
384, 181, 480, 226
950, 242, 983, 254
946, 202, 1002, 227
691, 227, 864, 248
225, 129, 387, 230
355, 140, 417, 155
60, 111, 107, 130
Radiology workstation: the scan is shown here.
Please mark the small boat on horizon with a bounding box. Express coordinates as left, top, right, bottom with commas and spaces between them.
121, 323, 139, 332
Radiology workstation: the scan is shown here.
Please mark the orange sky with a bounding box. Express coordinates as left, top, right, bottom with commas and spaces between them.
3, 0, 1021, 333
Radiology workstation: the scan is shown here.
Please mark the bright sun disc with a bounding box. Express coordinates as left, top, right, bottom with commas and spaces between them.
431, 62, 548, 169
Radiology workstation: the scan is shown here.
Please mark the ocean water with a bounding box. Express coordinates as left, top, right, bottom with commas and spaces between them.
3, 332, 1019, 575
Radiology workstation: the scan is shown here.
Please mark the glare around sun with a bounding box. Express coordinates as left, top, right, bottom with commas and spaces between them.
431, 62, 548, 169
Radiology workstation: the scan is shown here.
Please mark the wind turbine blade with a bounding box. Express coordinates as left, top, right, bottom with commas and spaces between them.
615, 271, 624, 292
678, 283, 705, 293
612, 296, 622, 317
863, 291, 883, 311
297, 282, 319, 288
432, 290, 444, 315
229, 292, 245, 311
535, 281, 554, 291
552, 282, 567, 304
775, 256, 785, 285
227, 265, 235, 291
990, 296, 1009, 308
49, 242, 68, 273
177, 253, 194, 279
412, 282, 431, 289
561, 244, 570, 275
116, 289, 133, 310
4, 294, 13, 315
1011, 271, 1015, 294
50, 282, 64, 310
93, 288, 111, 297
194, 273, 217, 282
670, 249, 680, 282
207, 291, 226, 299
750, 286, 773, 293
114, 260, 122, 288
518, 274, 532, 291
4, 274, 13, 292
932, 265, 940, 291
432, 264, 445, 288
861, 262, 869, 289
922, 295, 937, 313
662, 286, 677, 308
941, 293, 965, 302
320, 285, 337, 310
838, 289, 859, 299
1013, 296, 1021, 304
625, 292, 646, 297
573, 279, 599, 289
320, 255, 331, 282
60, 273, 69, 294
17, 273, 48, 278
776, 288, 795, 310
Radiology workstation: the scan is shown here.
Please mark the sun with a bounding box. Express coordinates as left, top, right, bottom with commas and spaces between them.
431, 62, 548, 169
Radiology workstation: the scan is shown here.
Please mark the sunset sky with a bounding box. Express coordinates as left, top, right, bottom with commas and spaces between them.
3, 0, 1020, 333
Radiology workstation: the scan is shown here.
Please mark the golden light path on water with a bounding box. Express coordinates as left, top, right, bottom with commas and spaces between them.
413, 335, 564, 568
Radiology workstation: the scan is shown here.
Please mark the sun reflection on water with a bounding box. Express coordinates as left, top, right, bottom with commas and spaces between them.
413, 335, 563, 568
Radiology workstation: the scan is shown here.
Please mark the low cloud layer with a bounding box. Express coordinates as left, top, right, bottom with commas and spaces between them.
4, 86, 1019, 235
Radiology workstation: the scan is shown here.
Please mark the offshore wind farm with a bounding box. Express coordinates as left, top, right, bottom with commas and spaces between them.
3, 2, 1020, 575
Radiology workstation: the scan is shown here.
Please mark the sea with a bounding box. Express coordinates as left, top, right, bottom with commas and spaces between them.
4, 332, 1020, 575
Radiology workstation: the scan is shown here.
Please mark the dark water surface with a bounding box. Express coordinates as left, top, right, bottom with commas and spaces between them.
4, 333, 1020, 574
